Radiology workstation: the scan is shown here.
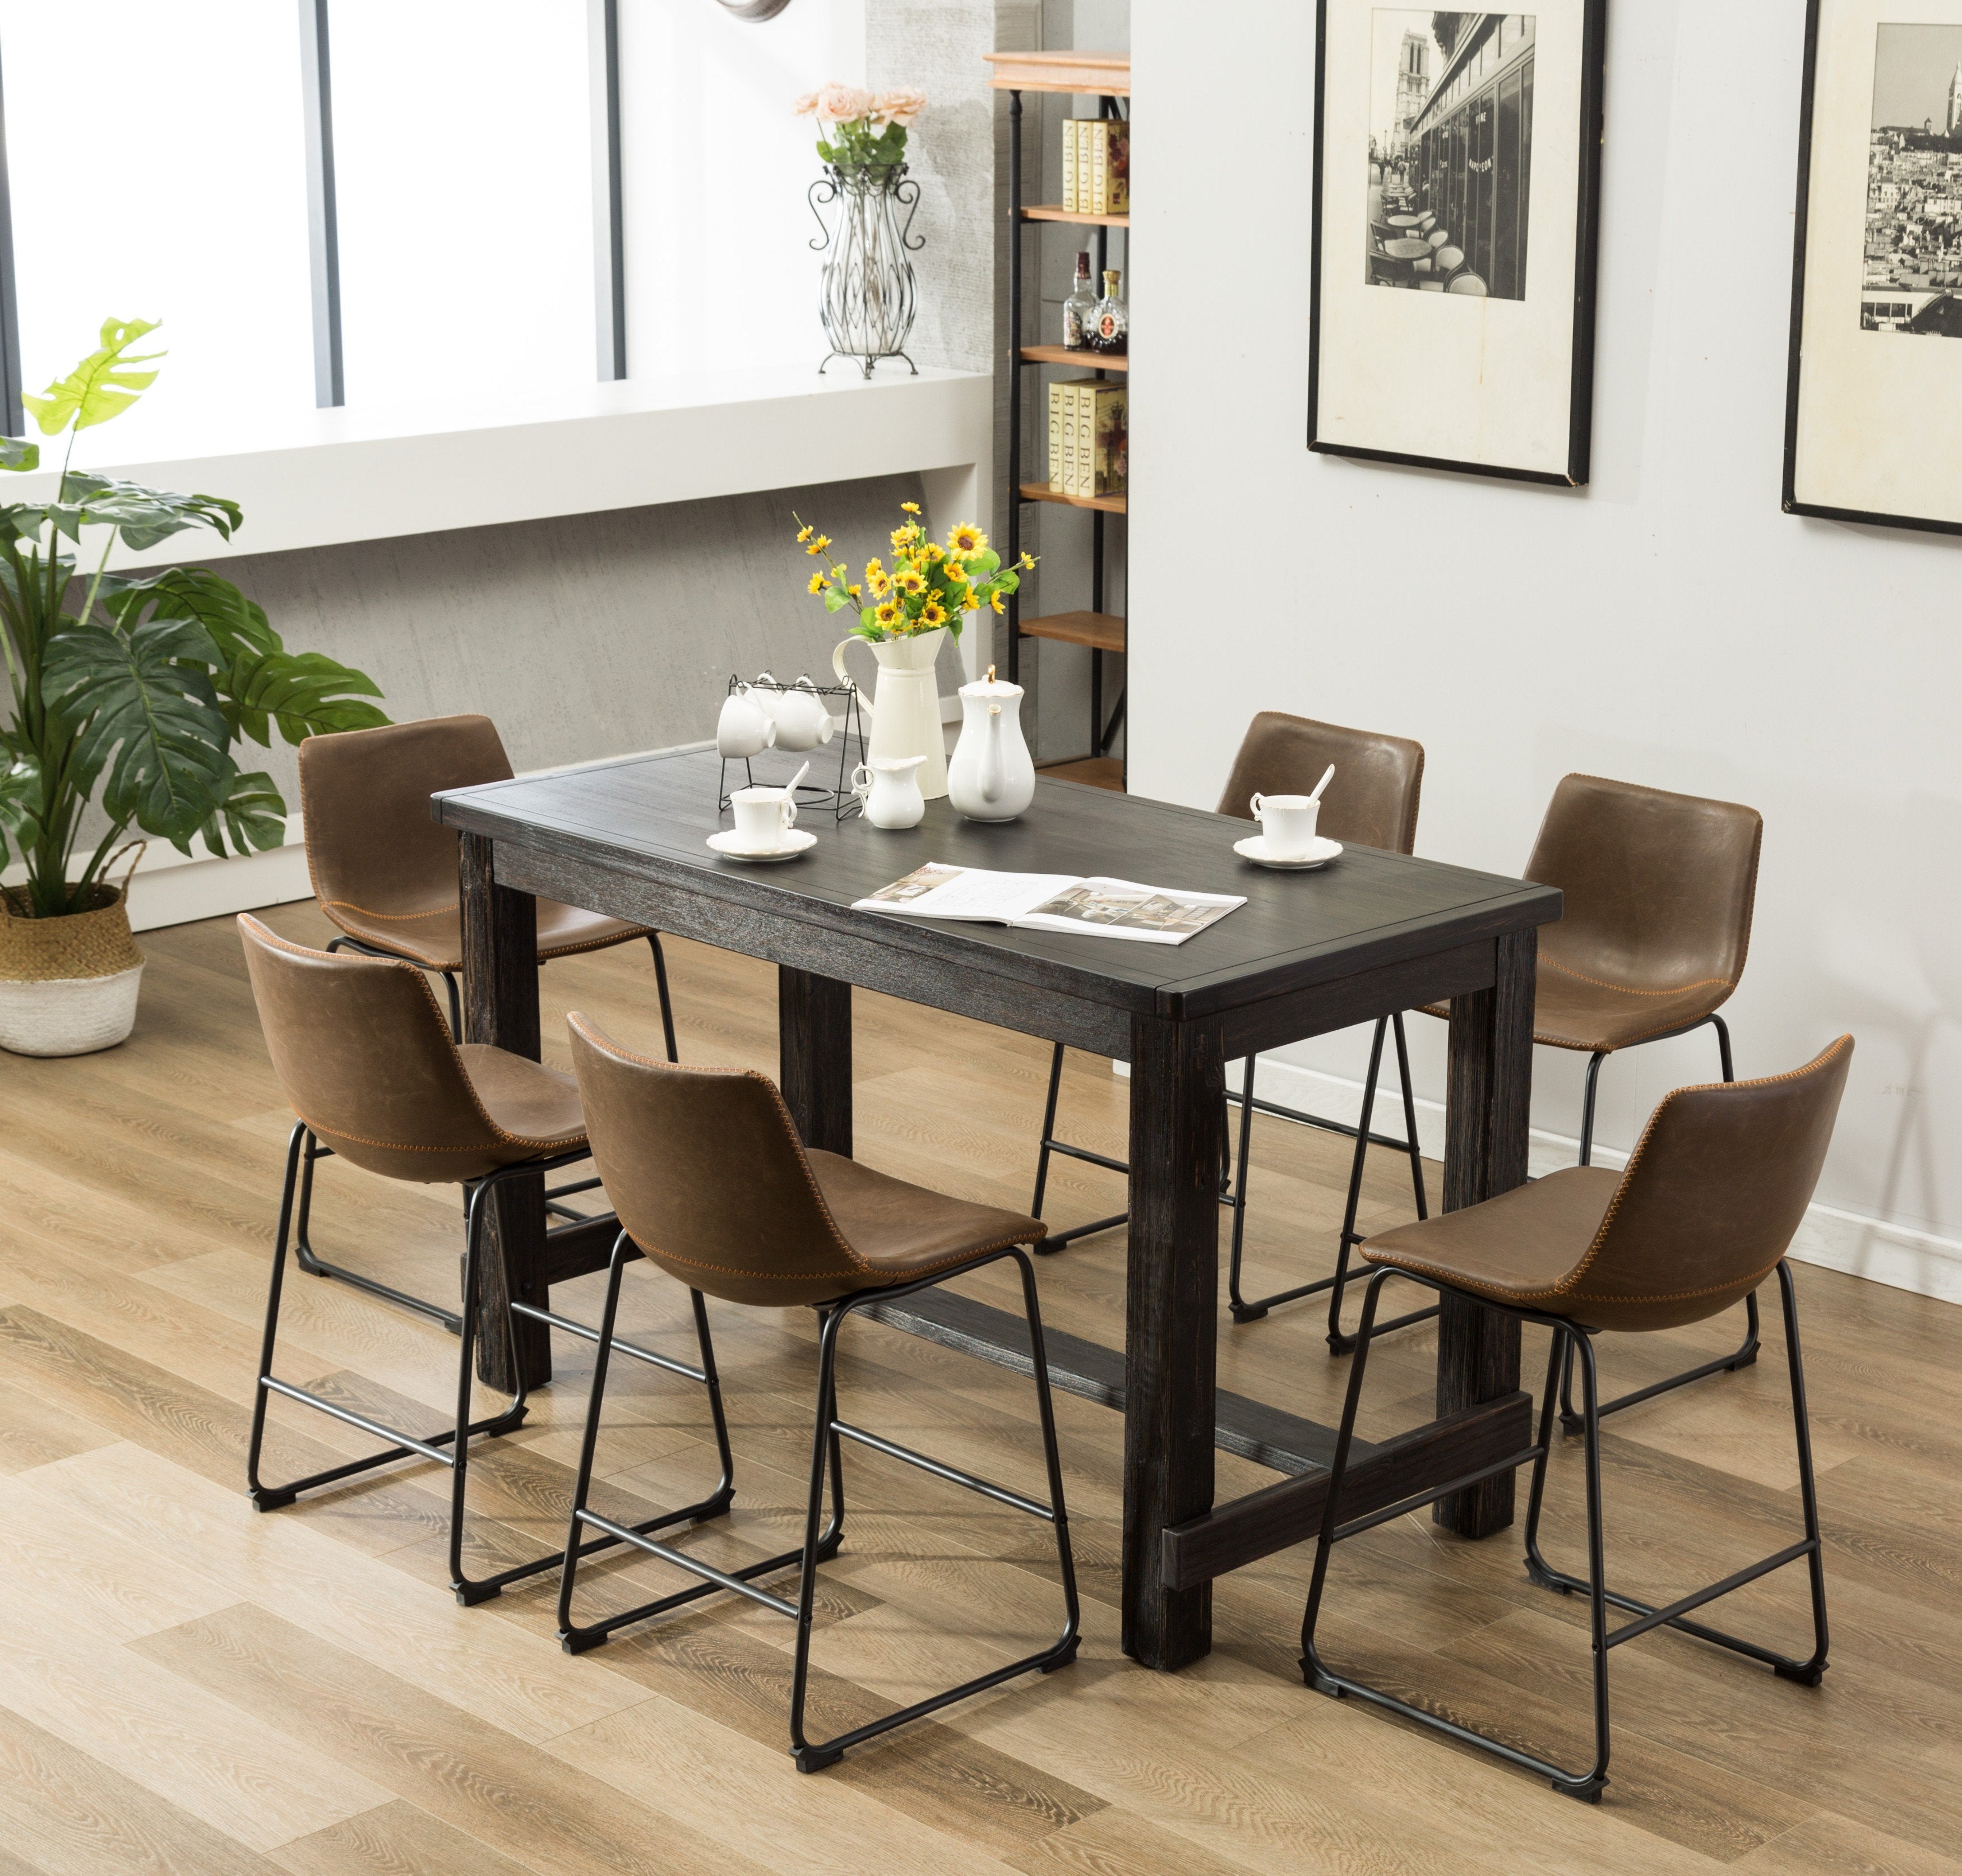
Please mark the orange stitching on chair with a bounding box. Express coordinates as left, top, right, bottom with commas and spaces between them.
323, 900, 460, 923
1539, 957, 1733, 999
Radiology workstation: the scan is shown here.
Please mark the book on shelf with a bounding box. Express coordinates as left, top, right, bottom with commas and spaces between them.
1049, 378, 1126, 499
1047, 379, 1067, 493
1061, 118, 1079, 216
1090, 120, 1130, 215
853, 865, 1243, 947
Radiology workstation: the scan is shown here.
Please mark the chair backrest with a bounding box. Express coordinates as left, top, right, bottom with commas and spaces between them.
298, 715, 514, 918
1436, 245, 1465, 273
566, 1013, 873, 1308
1526, 773, 1762, 994
1447, 271, 1489, 295
238, 914, 517, 1184
1554, 1037, 1853, 1330
1216, 711, 1424, 853
1429, 228, 1450, 249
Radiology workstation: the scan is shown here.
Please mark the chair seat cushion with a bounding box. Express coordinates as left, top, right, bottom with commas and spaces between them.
807, 1151, 1046, 1285
457, 1044, 588, 1152
1361, 1166, 1620, 1316
1418, 959, 1733, 1054
322, 898, 647, 972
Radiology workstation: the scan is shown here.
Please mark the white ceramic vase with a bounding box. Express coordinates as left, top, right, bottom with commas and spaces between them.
832, 627, 949, 799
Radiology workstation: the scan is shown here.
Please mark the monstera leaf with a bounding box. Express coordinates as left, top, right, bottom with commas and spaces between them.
40, 616, 233, 847
0, 436, 39, 474
0, 742, 41, 873
36, 475, 242, 553
218, 649, 388, 748
22, 318, 164, 435
194, 761, 288, 859
101, 566, 276, 660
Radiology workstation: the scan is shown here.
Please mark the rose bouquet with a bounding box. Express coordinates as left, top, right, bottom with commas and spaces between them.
794, 501, 1034, 643
793, 83, 927, 171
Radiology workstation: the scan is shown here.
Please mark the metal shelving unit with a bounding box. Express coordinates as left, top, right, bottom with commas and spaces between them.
985, 49, 1130, 793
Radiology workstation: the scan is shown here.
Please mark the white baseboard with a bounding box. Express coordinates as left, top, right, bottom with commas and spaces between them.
1112, 1054, 1962, 1309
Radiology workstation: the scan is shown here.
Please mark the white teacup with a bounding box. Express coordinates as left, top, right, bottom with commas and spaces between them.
717, 686, 776, 760
730, 785, 798, 851
772, 680, 835, 753
1250, 792, 1320, 860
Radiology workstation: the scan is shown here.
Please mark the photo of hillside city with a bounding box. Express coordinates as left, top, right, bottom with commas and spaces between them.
1864, 23, 1962, 335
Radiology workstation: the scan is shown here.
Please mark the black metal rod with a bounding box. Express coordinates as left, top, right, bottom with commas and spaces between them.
831, 1419, 1057, 1520
1006, 86, 1024, 685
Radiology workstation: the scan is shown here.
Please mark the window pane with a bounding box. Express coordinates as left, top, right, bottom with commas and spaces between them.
620, 1, 868, 372
0, 0, 314, 458
330, 0, 594, 412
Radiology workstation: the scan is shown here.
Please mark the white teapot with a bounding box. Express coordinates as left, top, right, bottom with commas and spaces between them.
947, 668, 1035, 822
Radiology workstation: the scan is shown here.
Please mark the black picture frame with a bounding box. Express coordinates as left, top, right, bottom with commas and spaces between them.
1307, 1, 1608, 488
1783, 0, 1962, 537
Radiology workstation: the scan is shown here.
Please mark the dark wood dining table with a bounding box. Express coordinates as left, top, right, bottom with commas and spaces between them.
433, 745, 1561, 1672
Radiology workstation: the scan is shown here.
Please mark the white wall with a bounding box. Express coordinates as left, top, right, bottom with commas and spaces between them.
1131, 0, 1962, 1298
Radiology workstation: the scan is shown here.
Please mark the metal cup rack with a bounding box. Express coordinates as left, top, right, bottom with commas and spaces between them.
716, 674, 867, 823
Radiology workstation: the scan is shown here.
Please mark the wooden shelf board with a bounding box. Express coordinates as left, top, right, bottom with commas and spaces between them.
1020, 610, 1127, 654
1022, 204, 1131, 228
1020, 346, 1128, 372
1037, 756, 1126, 791
983, 50, 1131, 96
1020, 481, 1127, 515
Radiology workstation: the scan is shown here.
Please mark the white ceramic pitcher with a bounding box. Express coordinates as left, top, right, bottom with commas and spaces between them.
832, 627, 949, 800
947, 668, 1035, 822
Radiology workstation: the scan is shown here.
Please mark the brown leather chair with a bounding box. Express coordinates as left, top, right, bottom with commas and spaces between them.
1302, 1038, 1849, 1803
297, 714, 679, 1322
1426, 773, 1765, 1429
238, 916, 718, 1609
1033, 710, 1432, 1351
299, 714, 678, 1054
556, 1014, 1079, 1772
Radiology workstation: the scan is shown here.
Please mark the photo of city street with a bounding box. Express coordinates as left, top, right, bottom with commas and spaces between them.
1864, 22, 1962, 335
1366, 11, 1536, 299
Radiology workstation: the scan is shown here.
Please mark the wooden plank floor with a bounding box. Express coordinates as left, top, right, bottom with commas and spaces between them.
1, 901, 1958, 1874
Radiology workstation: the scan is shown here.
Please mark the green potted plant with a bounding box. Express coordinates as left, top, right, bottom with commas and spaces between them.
0, 318, 388, 1056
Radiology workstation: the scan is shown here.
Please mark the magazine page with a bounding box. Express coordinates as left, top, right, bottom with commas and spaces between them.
853, 864, 1081, 923
1014, 876, 1246, 946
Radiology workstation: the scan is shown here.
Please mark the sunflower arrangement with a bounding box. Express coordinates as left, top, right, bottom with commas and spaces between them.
794, 502, 1034, 643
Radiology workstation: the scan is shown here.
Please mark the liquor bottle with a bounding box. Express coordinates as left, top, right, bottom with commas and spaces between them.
1090, 268, 1127, 355
1062, 252, 1096, 350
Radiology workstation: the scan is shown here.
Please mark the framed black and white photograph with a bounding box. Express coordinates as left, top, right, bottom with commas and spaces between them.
1308, 3, 1608, 486
1787, 2, 1962, 533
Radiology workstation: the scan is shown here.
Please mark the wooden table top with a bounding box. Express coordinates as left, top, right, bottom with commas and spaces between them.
434, 744, 1560, 1022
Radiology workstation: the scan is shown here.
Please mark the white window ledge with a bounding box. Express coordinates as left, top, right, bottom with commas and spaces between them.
10, 364, 993, 567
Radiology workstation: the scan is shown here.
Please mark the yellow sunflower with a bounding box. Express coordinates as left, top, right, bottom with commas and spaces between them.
889, 523, 921, 550
920, 600, 948, 628
806, 571, 826, 595
867, 568, 892, 596
1019, 551, 1036, 571
847, 583, 862, 599
990, 591, 1006, 614
864, 556, 883, 580
947, 523, 987, 557
796, 523, 813, 543
805, 534, 831, 556
873, 600, 903, 629
900, 501, 920, 514
895, 569, 926, 595
923, 540, 944, 562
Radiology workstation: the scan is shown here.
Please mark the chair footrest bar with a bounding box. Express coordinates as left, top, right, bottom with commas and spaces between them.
1037, 1211, 1129, 1251
262, 1375, 470, 1469
831, 1419, 1058, 1520
510, 1300, 708, 1383
1602, 1541, 1817, 1652
1570, 1342, 1765, 1428
467, 1490, 735, 1599
1045, 1141, 1131, 1177
1230, 1091, 1419, 1157
571, 1508, 802, 1618
291, 1252, 463, 1333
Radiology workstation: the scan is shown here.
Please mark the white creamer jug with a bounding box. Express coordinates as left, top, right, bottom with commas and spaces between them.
947, 668, 1034, 822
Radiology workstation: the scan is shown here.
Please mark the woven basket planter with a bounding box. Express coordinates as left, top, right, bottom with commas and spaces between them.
0, 882, 146, 1057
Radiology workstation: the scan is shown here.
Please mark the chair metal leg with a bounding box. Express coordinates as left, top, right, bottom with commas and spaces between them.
1559, 1020, 1757, 1432
1392, 1013, 1429, 1222
1225, 1054, 1258, 1312
789, 1248, 1080, 1771
1030, 1043, 1128, 1253
647, 933, 679, 1064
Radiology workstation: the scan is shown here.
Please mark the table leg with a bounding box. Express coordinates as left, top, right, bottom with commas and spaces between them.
1436, 927, 1537, 1537
779, 967, 853, 1155
1123, 1011, 1224, 1670
459, 832, 549, 1392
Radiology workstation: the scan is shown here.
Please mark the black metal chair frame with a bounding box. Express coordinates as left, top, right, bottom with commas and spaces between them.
556, 1236, 1081, 1773
301, 932, 678, 1325
1554, 1011, 1760, 1432
1031, 1020, 1435, 1352
247, 1122, 731, 1609
1300, 1260, 1829, 1803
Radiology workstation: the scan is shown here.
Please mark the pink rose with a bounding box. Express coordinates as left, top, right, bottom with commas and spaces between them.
817, 82, 876, 124
875, 87, 928, 127
793, 90, 821, 116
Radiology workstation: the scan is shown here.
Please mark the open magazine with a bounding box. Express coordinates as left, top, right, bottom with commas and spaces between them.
853, 864, 1244, 946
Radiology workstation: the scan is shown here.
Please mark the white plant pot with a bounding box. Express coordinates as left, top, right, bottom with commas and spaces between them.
0, 961, 145, 1056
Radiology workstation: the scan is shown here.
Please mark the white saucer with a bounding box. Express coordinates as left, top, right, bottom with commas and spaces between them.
707, 828, 817, 863
1234, 833, 1343, 870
